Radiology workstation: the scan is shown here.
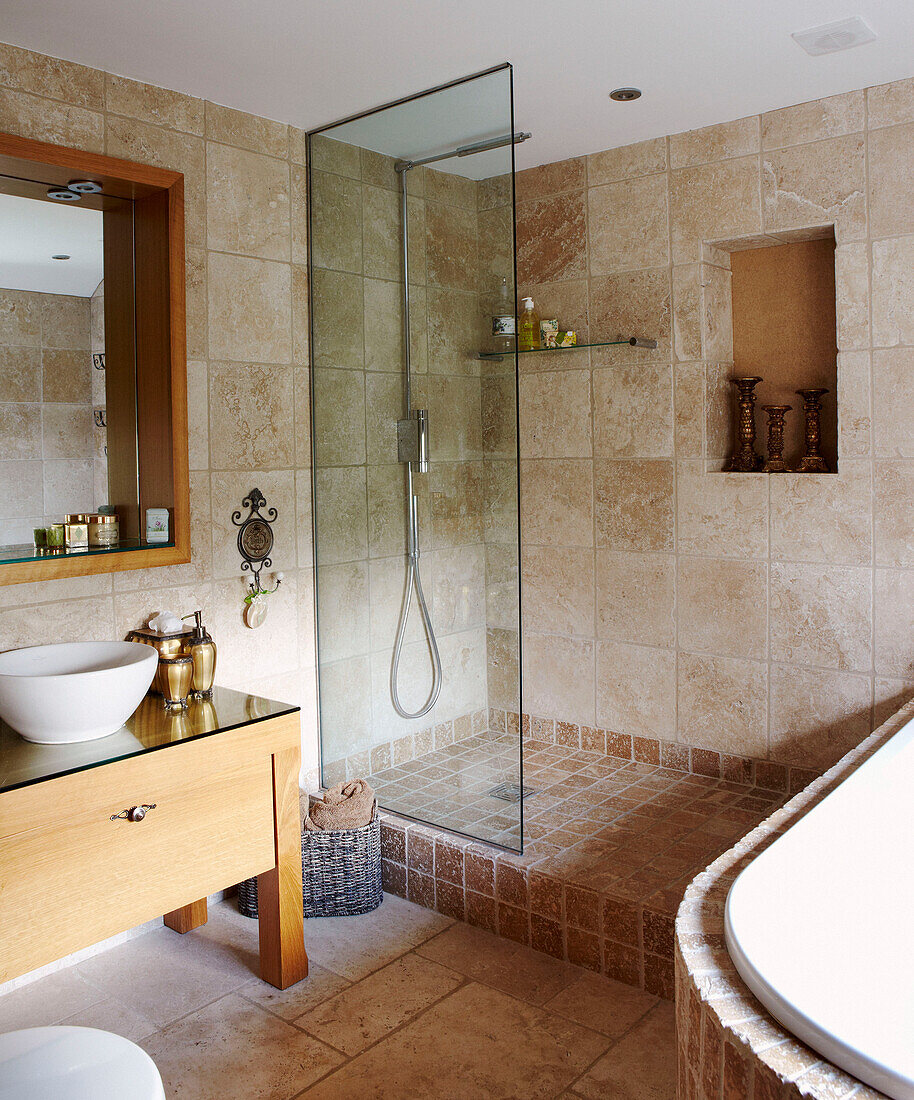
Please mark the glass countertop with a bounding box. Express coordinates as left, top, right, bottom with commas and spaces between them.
0, 686, 299, 795
0, 539, 175, 567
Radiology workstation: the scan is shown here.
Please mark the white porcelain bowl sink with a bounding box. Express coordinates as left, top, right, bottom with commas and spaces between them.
0, 642, 157, 744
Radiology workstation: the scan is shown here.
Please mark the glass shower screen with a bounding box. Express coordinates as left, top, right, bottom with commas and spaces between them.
308, 64, 524, 850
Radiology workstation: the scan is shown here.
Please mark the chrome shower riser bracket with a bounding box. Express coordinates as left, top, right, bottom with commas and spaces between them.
397, 409, 429, 471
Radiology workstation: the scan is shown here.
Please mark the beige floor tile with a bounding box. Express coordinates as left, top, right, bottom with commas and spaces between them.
301, 982, 609, 1100
543, 971, 658, 1038
144, 992, 342, 1100
570, 1002, 677, 1100
296, 893, 452, 981
0, 969, 103, 1031
76, 925, 249, 1029
296, 951, 463, 1055
238, 963, 350, 1022
58, 998, 159, 1042
416, 921, 578, 1006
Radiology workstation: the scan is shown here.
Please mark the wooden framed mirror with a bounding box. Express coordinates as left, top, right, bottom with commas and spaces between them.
0, 132, 189, 585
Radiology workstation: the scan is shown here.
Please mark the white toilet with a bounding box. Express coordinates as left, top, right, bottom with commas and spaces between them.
0, 1026, 165, 1099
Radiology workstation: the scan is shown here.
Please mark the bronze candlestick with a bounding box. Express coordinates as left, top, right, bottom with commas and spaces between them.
796, 388, 829, 473
725, 376, 764, 472
761, 405, 792, 472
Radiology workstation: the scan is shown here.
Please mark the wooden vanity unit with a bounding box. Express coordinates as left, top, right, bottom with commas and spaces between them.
0, 687, 308, 990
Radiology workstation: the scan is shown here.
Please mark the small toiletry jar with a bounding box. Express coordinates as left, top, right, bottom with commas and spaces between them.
89, 513, 119, 547
540, 319, 559, 348
146, 508, 169, 543
46, 523, 65, 551
64, 514, 89, 549
32, 527, 47, 550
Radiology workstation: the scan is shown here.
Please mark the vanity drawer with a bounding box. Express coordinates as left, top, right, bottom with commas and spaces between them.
0, 734, 277, 982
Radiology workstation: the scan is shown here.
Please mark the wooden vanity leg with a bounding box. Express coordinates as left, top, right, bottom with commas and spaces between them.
164, 898, 208, 934
257, 746, 308, 989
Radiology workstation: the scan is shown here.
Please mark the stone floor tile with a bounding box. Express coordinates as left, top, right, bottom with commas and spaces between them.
570, 1002, 677, 1099
416, 921, 578, 1005
238, 962, 350, 1022
143, 992, 342, 1100
58, 997, 159, 1042
299, 982, 610, 1099
543, 970, 658, 1038
295, 951, 462, 1055
0, 969, 103, 1031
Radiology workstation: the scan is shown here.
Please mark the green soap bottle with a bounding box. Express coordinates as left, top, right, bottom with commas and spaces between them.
518, 296, 541, 351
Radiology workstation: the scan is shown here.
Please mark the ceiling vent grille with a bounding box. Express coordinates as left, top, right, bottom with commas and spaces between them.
791, 16, 876, 56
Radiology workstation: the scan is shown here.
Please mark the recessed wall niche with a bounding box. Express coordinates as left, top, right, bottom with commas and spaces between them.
714, 228, 838, 474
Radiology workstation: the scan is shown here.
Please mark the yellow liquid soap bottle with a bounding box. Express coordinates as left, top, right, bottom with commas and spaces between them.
181, 610, 217, 698
518, 296, 541, 351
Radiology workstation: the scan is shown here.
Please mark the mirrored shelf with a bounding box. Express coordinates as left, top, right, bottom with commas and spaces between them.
0, 539, 175, 567
477, 336, 657, 361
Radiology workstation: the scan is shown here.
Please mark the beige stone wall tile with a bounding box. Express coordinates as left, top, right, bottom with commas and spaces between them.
425, 286, 477, 375
310, 135, 360, 178
213, 572, 301, 686
875, 568, 914, 678
874, 676, 914, 727
516, 191, 586, 284
0, 87, 104, 151
672, 266, 701, 362
519, 369, 592, 458
874, 461, 914, 567
677, 463, 768, 558
588, 174, 670, 274
521, 546, 594, 637
311, 267, 363, 370
317, 561, 370, 661
700, 263, 732, 361
761, 91, 864, 149
595, 550, 675, 647
677, 652, 767, 756
678, 556, 767, 659
106, 115, 205, 246
522, 632, 595, 726
428, 461, 484, 549
425, 168, 477, 210
669, 156, 761, 264
367, 465, 410, 559
589, 268, 671, 361
0, 288, 41, 345
185, 247, 207, 360
207, 253, 291, 363
872, 236, 914, 347
208, 361, 294, 469
367, 555, 424, 653
206, 142, 290, 260
42, 349, 91, 403
293, 365, 311, 471
186, 361, 209, 471
482, 375, 518, 460
868, 123, 914, 238
762, 135, 866, 241
834, 242, 870, 351
587, 138, 667, 186
486, 625, 520, 713
311, 368, 366, 468
596, 641, 675, 740
0, 346, 39, 400
0, 460, 42, 520
363, 184, 400, 281
364, 279, 403, 372
770, 463, 873, 566
426, 202, 478, 291
592, 363, 673, 458
0, 42, 104, 108
210, 469, 297, 579
42, 403, 92, 460
515, 158, 586, 203
520, 458, 593, 547
768, 664, 872, 769
837, 351, 871, 457
427, 545, 486, 636
868, 76, 914, 129
477, 203, 514, 302
594, 459, 674, 551
426, 376, 482, 462
670, 116, 759, 169
359, 148, 398, 191
674, 363, 704, 457
0, 595, 116, 651
204, 101, 287, 158
105, 73, 203, 133
40, 294, 90, 349
770, 562, 872, 672
310, 170, 362, 274
873, 348, 914, 457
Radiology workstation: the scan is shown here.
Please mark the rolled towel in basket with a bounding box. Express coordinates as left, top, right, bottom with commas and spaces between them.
304, 779, 375, 831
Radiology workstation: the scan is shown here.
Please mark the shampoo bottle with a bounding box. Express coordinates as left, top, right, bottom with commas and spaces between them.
182, 610, 217, 698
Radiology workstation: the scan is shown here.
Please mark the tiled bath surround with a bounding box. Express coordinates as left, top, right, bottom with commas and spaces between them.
674, 700, 914, 1099
513, 86, 914, 775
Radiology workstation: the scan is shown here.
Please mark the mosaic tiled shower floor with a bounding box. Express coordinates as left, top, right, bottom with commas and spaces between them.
370, 732, 788, 894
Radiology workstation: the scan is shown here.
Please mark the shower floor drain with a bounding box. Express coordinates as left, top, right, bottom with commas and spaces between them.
488, 782, 536, 803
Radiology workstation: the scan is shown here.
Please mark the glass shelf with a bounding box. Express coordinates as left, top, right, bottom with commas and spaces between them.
0, 538, 175, 567
477, 337, 657, 361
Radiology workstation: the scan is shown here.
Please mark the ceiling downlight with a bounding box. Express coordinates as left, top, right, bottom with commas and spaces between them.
609, 87, 642, 102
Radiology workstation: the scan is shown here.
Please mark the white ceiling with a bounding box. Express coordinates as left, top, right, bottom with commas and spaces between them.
0, 193, 103, 296
3, 1, 914, 171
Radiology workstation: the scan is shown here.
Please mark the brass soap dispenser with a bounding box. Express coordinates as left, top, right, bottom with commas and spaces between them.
182, 610, 217, 698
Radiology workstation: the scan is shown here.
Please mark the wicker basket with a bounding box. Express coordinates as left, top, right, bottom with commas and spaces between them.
238, 804, 382, 919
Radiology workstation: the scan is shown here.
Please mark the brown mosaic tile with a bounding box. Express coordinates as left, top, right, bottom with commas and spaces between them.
581, 725, 607, 753
691, 747, 722, 778
406, 869, 435, 909
529, 871, 564, 921
381, 859, 406, 898
606, 730, 633, 758
633, 736, 662, 765
643, 910, 675, 956
406, 831, 435, 875
566, 926, 602, 972
497, 902, 530, 945
465, 890, 497, 933
435, 840, 464, 886
603, 939, 641, 986
380, 821, 406, 864
496, 862, 529, 908
754, 761, 789, 792
565, 885, 601, 932
530, 914, 565, 959
435, 880, 465, 921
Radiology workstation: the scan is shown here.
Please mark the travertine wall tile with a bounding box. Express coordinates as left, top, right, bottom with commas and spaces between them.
206, 142, 290, 260
868, 122, 914, 238
588, 174, 670, 273
873, 348, 914, 456
670, 115, 758, 168
770, 464, 873, 566
762, 134, 866, 241
769, 665, 872, 770
592, 362, 673, 458
872, 235, 914, 346
595, 551, 675, 647
587, 137, 667, 186
761, 90, 864, 149
522, 546, 595, 638
597, 641, 676, 740
0, 42, 104, 108
677, 651, 767, 756
519, 369, 592, 458
594, 459, 674, 551
105, 73, 203, 133
677, 557, 767, 660
875, 567, 914, 678
670, 156, 762, 263
515, 157, 586, 202
867, 75, 914, 130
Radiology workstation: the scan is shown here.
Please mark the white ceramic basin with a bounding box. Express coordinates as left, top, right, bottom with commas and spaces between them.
0, 642, 157, 744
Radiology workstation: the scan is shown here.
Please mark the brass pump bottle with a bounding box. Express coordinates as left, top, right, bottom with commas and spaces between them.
182, 610, 217, 698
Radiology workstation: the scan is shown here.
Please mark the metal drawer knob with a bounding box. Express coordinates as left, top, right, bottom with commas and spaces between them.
111, 804, 157, 822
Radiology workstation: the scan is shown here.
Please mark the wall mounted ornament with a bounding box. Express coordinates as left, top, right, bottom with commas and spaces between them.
725, 377, 764, 472
232, 488, 282, 628
795, 388, 830, 472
